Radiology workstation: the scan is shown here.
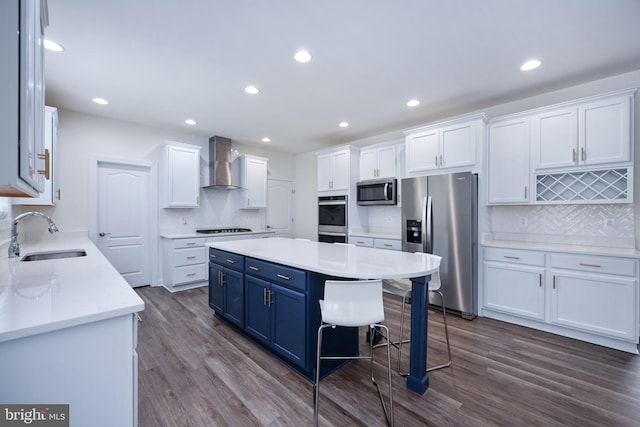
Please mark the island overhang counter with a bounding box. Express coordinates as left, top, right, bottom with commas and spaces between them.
207, 237, 440, 394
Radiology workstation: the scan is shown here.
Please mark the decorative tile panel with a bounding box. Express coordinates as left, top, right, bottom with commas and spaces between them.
491, 204, 634, 239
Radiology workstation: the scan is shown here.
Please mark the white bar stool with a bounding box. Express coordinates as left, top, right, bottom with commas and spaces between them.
378, 254, 451, 375
314, 279, 393, 427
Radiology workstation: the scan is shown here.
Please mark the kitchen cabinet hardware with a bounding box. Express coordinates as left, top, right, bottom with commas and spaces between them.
37, 149, 50, 179
187, 272, 196, 277
572, 148, 576, 162
249, 265, 261, 271
434, 156, 438, 166
186, 242, 197, 246
277, 274, 291, 280
186, 256, 196, 260
136, 313, 143, 323
553, 275, 556, 289
226, 259, 236, 264
524, 187, 527, 199
539, 273, 542, 287
503, 255, 520, 260
99, 232, 111, 237
581, 147, 585, 161
263, 287, 267, 305
56, 189, 61, 200
579, 263, 601, 268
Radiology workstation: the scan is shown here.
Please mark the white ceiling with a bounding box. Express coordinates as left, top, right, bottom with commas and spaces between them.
44, 0, 640, 154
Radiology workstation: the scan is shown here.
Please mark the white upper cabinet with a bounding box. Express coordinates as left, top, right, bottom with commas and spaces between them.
239, 155, 268, 209
359, 145, 396, 180
161, 144, 201, 208
532, 91, 633, 171
317, 148, 351, 192
405, 115, 486, 176
487, 116, 530, 204
0, 0, 48, 197
15, 106, 58, 206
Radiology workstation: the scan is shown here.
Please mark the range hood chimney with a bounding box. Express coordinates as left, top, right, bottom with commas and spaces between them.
204, 136, 239, 189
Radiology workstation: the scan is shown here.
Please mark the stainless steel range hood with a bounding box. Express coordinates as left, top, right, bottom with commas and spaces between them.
203, 136, 239, 189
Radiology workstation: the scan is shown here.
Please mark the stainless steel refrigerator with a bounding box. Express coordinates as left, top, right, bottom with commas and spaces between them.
401, 172, 478, 319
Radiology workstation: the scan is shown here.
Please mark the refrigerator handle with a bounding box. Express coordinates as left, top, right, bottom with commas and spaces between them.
423, 196, 432, 253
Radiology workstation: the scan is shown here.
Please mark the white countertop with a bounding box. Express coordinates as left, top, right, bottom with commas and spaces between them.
207, 237, 440, 279
482, 238, 640, 259
0, 233, 144, 343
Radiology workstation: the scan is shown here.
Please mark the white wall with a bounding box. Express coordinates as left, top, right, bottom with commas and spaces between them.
12, 109, 296, 236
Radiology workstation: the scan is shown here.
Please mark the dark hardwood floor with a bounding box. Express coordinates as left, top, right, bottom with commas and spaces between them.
135, 285, 640, 427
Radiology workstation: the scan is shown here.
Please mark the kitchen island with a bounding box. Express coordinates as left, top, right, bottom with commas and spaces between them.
0, 233, 144, 427
207, 237, 440, 394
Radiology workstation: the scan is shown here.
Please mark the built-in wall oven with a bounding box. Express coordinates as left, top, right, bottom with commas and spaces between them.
318, 195, 347, 243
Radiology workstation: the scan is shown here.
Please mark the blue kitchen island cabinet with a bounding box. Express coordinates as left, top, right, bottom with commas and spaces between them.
208, 249, 245, 329
209, 247, 359, 381
207, 238, 440, 393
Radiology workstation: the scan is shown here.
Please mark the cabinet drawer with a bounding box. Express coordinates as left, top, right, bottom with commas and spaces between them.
550, 253, 636, 276
483, 247, 545, 266
173, 247, 206, 266
209, 248, 245, 271
374, 238, 401, 251
245, 258, 306, 292
173, 263, 207, 285
173, 237, 205, 249
350, 236, 374, 247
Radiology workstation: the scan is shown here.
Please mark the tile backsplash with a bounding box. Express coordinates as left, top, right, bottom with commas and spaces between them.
490, 204, 634, 239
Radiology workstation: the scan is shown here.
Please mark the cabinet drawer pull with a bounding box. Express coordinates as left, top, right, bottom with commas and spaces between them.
37, 149, 51, 180
186, 256, 196, 260
383, 243, 393, 247
524, 186, 527, 199
579, 263, 601, 268
210, 254, 217, 259
539, 273, 542, 287
356, 241, 365, 244
186, 242, 197, 246
553, 275, 556, 289
277, 274, 291, 280
435, 155, 438, 167
226, 259, 236, 264
263, 287, 267, 305
249, 265, 261, 271
503, 255, 520, 260
187, 273, 196, 277
572, 148, 576, 162
440, 155, 443, 166
581, 147, 585, 161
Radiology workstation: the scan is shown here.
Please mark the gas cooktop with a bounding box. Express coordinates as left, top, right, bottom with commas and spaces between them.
196, 227, 252, 234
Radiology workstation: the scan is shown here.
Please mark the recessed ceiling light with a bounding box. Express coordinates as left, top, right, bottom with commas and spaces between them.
245, 85, 260, 95
339, 121, 349, 128
294, 50, 312, 63
92, 97, 109, 105
185, 119, 196, 125
44, 39, 64, 52
407, 99, 420, 107
520, 59, 542, 71
262, 137, 271, 143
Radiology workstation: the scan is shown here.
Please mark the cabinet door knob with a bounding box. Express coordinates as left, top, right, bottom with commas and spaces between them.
99, 232, 111, 237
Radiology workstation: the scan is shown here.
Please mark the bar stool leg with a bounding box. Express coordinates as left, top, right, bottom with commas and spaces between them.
427, 290, 452, 372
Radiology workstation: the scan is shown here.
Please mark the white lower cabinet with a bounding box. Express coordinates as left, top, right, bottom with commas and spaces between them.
0, 314, 139, 427
483, 248, 545, 321
482, 245, 639, 353
549, 253, 637, 341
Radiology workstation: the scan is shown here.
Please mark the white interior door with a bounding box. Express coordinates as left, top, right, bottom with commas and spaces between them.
266, 179, 292, 237
97, 162, 151, 287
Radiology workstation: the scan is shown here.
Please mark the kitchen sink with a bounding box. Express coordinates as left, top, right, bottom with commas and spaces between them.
21, 249, 87, 262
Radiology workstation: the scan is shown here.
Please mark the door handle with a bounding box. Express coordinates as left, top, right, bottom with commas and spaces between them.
99, 232, 111, 237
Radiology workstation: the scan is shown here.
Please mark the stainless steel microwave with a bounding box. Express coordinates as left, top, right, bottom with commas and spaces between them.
356, 178, 397, 205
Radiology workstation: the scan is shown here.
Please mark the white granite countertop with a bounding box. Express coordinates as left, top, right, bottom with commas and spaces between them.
207, 237, 439, 279
0, 233, 144, 342
482, 238, 640, 259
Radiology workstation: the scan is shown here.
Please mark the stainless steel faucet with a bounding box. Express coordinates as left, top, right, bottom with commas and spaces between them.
8, 212, 59, 258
